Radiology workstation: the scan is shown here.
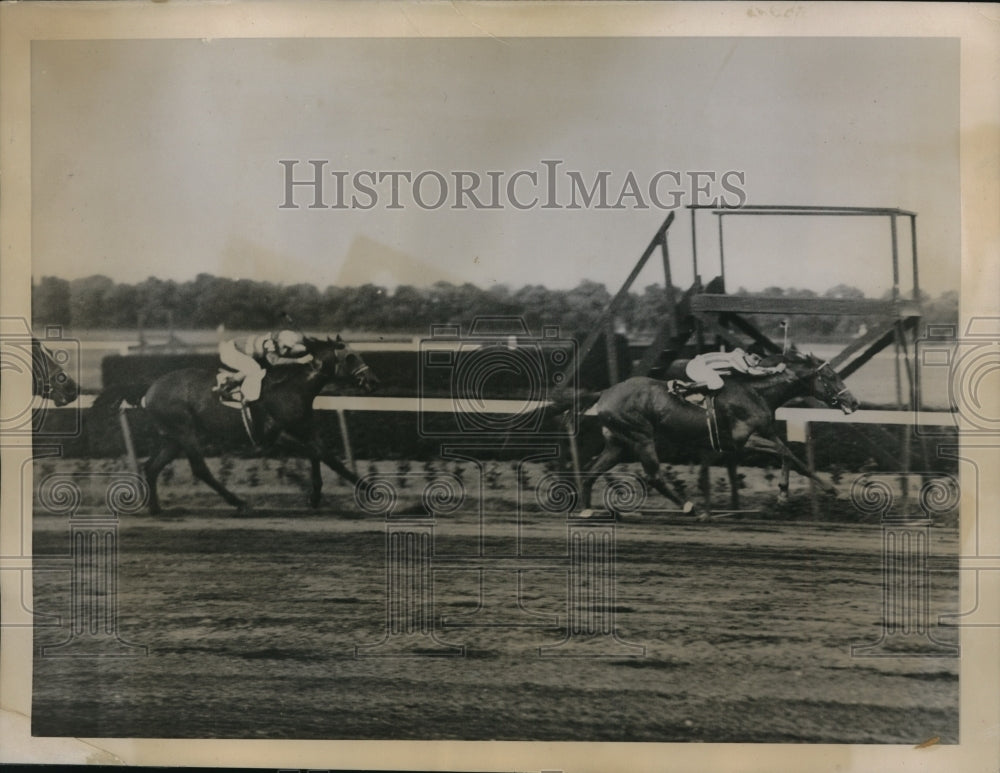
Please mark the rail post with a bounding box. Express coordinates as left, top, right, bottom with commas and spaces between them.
118, 406, 140, 475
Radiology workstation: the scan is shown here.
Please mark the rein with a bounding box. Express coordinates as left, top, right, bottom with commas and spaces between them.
33, 342, 57, 398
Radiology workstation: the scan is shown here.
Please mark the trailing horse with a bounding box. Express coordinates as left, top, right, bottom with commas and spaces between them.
92, 335, 377, 514
31, 336, 79, 406
579, 349, 859, 517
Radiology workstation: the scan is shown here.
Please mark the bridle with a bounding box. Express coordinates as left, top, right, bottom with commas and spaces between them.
811, 359, 851, 404
330, 342, 372, 383
32, 341, 62, 400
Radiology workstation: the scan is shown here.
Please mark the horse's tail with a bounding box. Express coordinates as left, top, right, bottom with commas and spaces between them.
85, 381, 153, 456
90, 381, 151, 415
534, 387, 602, 430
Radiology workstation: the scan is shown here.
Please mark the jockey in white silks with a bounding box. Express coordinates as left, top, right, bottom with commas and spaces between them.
218, 329, 314, 402
684, 347, 786, 392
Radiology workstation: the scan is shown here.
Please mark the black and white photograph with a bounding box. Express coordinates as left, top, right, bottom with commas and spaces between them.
1, 2, 998, 771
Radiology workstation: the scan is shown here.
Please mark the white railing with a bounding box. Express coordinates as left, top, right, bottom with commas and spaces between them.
70, 393, 957, 424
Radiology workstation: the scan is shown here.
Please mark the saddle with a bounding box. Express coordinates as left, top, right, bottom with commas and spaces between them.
213, 370, 245, 409
667, 381, 724, 453
213, 370, 258, 444
666, 379, 708, 407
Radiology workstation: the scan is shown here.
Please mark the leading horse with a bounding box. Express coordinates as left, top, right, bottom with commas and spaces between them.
93, 335, 377, 514
579, 349, 859, 517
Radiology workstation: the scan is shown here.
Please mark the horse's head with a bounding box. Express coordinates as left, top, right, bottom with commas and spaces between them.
781, 348, 859, 414
306, 335, 379, 393
32, 338, 79, 407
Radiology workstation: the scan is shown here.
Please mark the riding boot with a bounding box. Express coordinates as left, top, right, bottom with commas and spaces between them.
673, 381, 712, 405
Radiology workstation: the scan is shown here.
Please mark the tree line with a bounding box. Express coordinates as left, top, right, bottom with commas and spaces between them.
31, 273, 958, 341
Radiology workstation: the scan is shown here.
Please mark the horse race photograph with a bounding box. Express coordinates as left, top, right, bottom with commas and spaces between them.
1, 3, 997, 772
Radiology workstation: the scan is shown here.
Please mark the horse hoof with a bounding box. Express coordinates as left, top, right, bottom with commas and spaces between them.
695, 511, 710, 522
682, 501, 694, 514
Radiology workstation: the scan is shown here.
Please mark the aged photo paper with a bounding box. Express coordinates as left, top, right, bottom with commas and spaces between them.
1, 2, 998, 771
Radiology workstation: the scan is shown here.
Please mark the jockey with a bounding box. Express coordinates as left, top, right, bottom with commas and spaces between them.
218, 329, 314, 402
683, 347, 786, 393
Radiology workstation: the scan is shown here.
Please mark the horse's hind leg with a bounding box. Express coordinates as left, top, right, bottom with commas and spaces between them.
636, 441, 694, 514
183, 451, 248, 513
580, 433, 625, 511
309, 457, 322, 508
145, 439, 180, 515
698, 452, 712, 514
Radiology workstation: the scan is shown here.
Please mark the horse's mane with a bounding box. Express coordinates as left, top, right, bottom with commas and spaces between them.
726, 348, 816, 384
303, 335, 346, 352
759, 348, 817, 369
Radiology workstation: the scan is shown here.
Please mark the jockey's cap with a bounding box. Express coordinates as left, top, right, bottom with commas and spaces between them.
275, 329, 305, 353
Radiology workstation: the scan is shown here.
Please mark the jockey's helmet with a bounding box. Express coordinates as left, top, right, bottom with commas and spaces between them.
274, 329, 306, 356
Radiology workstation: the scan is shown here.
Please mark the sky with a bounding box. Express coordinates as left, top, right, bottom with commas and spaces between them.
31, 36, 959, 297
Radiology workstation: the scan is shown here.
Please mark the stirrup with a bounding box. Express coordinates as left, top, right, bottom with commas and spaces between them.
238, 396, 258, 444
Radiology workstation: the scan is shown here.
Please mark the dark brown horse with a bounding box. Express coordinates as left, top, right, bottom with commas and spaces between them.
94, 335, 377, 514
30, 336, 79, 406
579, 350, 859, 517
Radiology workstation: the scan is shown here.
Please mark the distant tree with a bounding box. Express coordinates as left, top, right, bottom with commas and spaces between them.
341, 284, 388, 330
32, 276, 71, 327
105, 283, 139, 327
385, 285, 427, 329
33, 272, 960, 348
280, 283, 323, 327
922, 289, 959, 328
320, 285, 349, 329
824, 284, 865, 300
135, 277, 181, 327
563, 280, 611, 334
69, 275, 115, 328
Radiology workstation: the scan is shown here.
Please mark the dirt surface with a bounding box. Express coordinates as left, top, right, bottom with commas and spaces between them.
31, 458, 959, 743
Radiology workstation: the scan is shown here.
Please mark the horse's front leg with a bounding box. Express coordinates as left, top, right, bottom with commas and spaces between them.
144, 438, 180, 515
309, 457, 322, 509
745, 433, 836, 496
726, 455, 741, 510
278, 428, 358, 507
698, 451, 713, 516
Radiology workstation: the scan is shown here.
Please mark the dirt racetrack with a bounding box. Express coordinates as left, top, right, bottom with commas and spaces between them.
31, 458, 959, 743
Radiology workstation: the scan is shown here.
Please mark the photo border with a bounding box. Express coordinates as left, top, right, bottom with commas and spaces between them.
2, 2, 997, 770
